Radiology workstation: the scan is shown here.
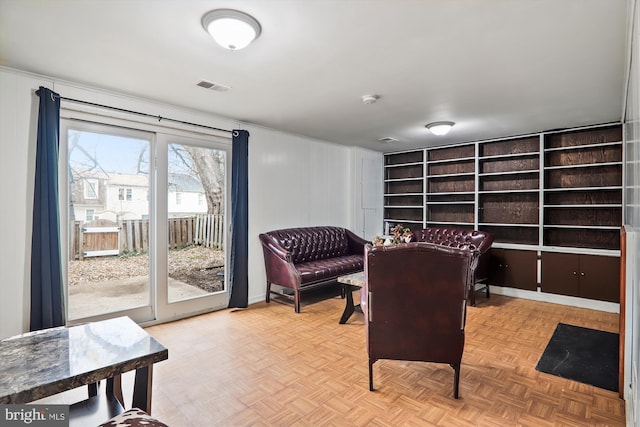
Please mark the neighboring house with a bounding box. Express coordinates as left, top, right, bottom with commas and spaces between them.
70, 172, 207, 222
69, 172, 108, 223
167, 173, 208, 217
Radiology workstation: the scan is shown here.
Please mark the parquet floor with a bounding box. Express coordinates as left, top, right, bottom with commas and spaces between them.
142, 289, 624, 426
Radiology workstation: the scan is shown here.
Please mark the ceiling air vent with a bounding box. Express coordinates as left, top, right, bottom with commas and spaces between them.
196, 80, 231, 92
378, 137, 399, 143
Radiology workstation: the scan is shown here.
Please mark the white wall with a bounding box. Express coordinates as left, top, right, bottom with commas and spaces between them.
0, 70, 43, 338
624, 0, 640, 423
0, 67, 379, 337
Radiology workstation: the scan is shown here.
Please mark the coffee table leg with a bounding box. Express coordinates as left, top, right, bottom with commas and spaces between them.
339, 284, 355, 324
132, 365, 153, 413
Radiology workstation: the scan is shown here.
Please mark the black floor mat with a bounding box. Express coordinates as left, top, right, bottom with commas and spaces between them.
535, 323, 619, 392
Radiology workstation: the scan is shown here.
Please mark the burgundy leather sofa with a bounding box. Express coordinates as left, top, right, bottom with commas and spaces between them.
259, 226, 368, 313
413, 227, 494, 306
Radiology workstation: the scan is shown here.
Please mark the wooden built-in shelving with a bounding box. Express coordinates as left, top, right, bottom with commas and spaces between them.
383, 123, 623, 303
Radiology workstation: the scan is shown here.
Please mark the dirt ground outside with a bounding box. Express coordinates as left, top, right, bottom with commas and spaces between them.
69, 245, 225, 293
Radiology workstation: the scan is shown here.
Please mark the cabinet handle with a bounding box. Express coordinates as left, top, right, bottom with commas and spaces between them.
581, 272, 585, 276
505, 264, 509, 268
573, 271, 577, 275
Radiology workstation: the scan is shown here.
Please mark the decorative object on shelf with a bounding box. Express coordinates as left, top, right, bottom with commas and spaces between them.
202, 9, 261, 50
426, 121, 455, 136
374, 225, 414, 246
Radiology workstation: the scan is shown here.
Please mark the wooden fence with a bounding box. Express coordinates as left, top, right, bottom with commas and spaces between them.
70, 214, 224, 260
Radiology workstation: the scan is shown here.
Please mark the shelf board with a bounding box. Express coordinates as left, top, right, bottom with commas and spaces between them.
479, 222, 539, 228
478, 169, 539, 177
426, 191, 475, 195
544, 141, 622, 152
544, 224, 620, 230
478, 189, 539, 194
426, 156, 475, 164
426, 221, 474, 226
544, 161, 622, 170
427, 201, 475, 205
384, 161, 423, 168
544, 186, 623, 192
427, 172, 475, 179
384, 205, 422, 209
479, 151, 539, 160
384, 193, 423, 196
383, 218, 423, 224
544, 204, 622, 208
384, 177, 423, 182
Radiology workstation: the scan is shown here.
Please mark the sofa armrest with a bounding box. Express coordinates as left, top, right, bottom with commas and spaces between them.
345, 229, 368, 255
259, 233, 301, 289
259, 233, 292, 262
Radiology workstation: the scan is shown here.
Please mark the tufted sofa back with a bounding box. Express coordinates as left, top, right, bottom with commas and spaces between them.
263, 226, 352, 264
413, 227, 493, 254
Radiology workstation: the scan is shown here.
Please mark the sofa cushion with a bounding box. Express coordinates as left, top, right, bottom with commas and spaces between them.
296, 254, 364, 285
267, 226, 351, 264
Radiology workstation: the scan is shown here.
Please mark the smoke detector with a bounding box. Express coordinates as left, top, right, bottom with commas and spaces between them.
378, 137, 399, 143
196, 80, 231, 92
362, 94, 379, 105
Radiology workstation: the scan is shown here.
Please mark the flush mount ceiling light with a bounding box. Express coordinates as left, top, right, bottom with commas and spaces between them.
202, 9, 261, 50
426, 121, 455, 136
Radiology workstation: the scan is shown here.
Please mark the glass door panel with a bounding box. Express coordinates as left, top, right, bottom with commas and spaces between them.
63, 122, 153, 322
166, 143, 227, 303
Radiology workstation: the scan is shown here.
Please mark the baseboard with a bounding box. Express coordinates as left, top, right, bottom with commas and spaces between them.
489, 286, 620, 313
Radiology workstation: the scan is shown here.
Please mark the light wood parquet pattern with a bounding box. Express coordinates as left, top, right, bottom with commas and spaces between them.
143, 290, 624, 426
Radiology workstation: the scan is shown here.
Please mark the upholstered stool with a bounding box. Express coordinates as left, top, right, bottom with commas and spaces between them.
99, 408, 169, 427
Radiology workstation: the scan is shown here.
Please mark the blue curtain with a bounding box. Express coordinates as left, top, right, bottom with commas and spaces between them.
30, 86, 64, 330
228, 130, 249, 308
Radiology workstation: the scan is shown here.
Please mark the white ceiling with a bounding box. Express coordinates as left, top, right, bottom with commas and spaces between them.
0, 0, 629, 152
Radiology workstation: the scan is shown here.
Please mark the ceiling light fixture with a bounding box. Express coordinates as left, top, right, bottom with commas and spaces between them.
426, 121, 455, 136
362, 94, 379, 105
202, 9, 261, 50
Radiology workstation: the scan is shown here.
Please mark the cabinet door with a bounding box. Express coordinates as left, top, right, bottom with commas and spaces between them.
579, 255, 620, 303
488, 248, 505, 286
541, 252, 580, 297
503, 249, 538, 291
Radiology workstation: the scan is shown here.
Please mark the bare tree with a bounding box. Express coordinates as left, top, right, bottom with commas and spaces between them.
170, 145, 225, 214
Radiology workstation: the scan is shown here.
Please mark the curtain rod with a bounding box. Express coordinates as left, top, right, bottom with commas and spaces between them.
58, 96, 233, 134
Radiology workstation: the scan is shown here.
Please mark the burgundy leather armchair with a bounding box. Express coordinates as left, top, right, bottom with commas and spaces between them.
361, 242, 476, 398
259, 226, 368, 313
413, 227, 493, 306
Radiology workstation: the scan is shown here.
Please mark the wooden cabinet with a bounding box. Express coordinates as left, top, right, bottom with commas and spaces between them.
426, 144, 475, 228
384, 150, 424, 228
478, 136, 540, 245
488, 249, 538, 291
541, 252, 620, 302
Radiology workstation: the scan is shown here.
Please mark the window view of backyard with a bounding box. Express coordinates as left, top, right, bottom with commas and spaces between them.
66, 127, 226, 320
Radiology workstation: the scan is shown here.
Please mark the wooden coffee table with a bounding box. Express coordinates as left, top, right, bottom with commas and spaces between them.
337, 271, 364, 324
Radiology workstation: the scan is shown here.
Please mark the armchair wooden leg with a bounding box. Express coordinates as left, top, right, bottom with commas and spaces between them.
469, 285, 476, 307
452, 363, 460, 399
265, 282, 271, 303
294, 289, 301, 313
369, 359, 376, 391
486, 283, 490, 299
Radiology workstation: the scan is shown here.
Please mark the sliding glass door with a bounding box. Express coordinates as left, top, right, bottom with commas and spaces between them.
60, 119, 229, 324
156, 135, 230, 320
